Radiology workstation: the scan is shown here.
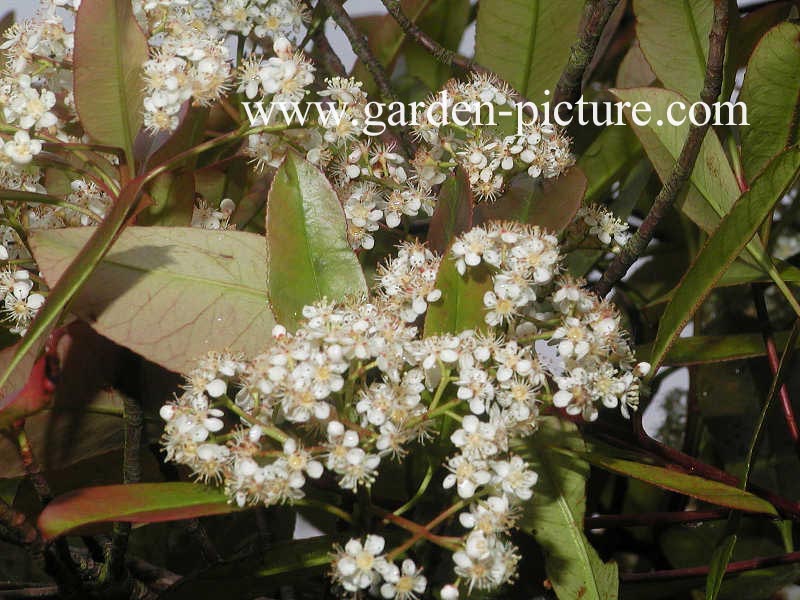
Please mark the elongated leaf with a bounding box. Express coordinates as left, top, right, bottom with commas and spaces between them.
30, 226, 276, 374
38, 483, 236, 539
612, 87, 741, 233
266, 152, 367, 329
650, 148, 800, 370
634, 0, 713, 101
474, 168, 586, 232
0, 174, 148, 397
73, 0, 147, 159
428, 166, 474, 254
517, 418, 619, 600
475, 0, 584, 103
575, 450, 777, 515
706, 531, 738, 599
424, 256, 492, 336
740, 23, 800, 181
639, 329, 800, 366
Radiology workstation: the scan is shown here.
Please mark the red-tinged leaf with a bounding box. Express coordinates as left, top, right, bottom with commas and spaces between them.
38, 483, 238, 540
475, 168, 586, 233
649, 148, 800, 371
73, 0, 148, 159
427, 167, 474, 254
739, 23, 800, 181
424, 255, 492, 336
266, 151, 367, 329
30, 227, 275, 374
0, 175, 148, 394
0, 350, 55, 431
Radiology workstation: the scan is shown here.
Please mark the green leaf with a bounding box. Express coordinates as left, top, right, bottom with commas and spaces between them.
73, 0, 148, 161
611, 87, 741, 234
706, 532, 737, 599
38, 482, 237, 540
474, 167, 586, 232
428, 166, 474, 254
578, 126, 642, 204
29, 226, 276, 374
639, 329, 800, 366
266, 152, 367, 329
517, 418, 619, 600
424, 256, 492, 336
573, 448, 778, 515
649, 148, 800, 370
739, 23, 800, 181
633, 0, 713, 101
475, 0, 584, 104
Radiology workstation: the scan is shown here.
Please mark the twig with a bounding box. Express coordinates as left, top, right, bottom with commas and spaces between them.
585, 509, 729, 529
312, 26, 346, 77
185, 519, 222, 564
553, 0, 622, 110
101, 394, 143, 583
379, 0, 480, 72
622, 550, 800, 582
14, 429, 53, 504
751, 285, 800, 447
594, 0, 730, 297
319, 0, 397, 102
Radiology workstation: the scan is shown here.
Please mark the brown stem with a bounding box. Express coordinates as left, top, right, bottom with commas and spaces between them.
552, 0, 622, 110
622, 550, 800, 582
319, 0, 397, 103
312, 26, 346, 77
594, 0, 730, 297
751, 284, 800, 446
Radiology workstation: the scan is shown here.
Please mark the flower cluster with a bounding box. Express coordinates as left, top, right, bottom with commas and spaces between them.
160, 224, 648, 598
0, 256, 44, 336
565, 204, 631, 253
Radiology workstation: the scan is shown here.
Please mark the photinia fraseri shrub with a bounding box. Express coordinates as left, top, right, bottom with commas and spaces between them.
0, 0, 798, 599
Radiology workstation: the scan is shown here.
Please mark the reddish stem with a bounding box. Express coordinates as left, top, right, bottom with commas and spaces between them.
622, 550, 800, 582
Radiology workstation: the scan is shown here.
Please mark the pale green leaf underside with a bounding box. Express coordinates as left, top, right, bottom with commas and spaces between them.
30, 226, 275, 374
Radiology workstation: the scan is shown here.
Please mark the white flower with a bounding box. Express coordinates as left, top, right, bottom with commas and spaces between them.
333, 535, 388, 592
3, 131, 42, 165
380, 559, 427, 600
443, 454, 491, 498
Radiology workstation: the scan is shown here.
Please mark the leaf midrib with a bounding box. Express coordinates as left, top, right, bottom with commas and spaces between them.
540, 452, 603, 599
682, 0, 708, 96
522, 1, 540, 96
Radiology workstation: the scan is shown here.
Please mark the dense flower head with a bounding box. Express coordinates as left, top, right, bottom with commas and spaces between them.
160, 223, 647, 598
